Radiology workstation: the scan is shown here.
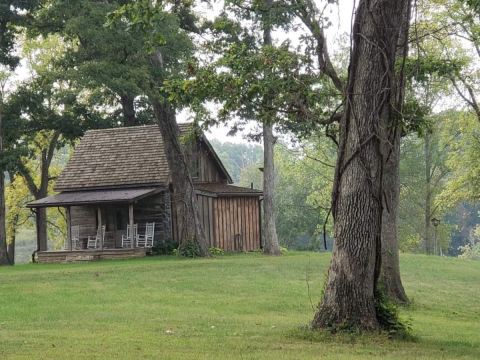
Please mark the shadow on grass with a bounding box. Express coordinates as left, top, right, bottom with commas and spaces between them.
287, 325, 418, 344
287, 325, 480, 359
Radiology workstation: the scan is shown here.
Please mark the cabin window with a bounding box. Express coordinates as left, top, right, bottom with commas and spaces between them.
190, 143, 200, 179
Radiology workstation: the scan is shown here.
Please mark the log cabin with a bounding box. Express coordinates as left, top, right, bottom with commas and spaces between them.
27, 124, 263, 263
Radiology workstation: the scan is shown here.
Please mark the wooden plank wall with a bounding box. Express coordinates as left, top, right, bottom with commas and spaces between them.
210, 196, 261, 252
195, 194, 215, 247
184, 140, 228, 184
173, 193, 261, 252
198, 147, 226, 183
70, 206, 97, 239
135, 192, 172, 246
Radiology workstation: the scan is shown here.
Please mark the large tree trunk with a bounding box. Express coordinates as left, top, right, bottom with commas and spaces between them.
261, 0, 280, 256
150, 97, 209, 256
7, 236, 15, 264
36, 207, 48, 251
120, 95, 137, 126
7, 214, 16, 264
379, 132, 408, 303
0, 105, 10, 265
263, 122, 280, 255
312, 0, 410, 330
379, 0, 410, 304
424, 131, 432, 254
0, 171, 9, 265
18, 132, 60, 253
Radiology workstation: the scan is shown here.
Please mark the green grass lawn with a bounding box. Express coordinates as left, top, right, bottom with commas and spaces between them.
0, 252, 479, 359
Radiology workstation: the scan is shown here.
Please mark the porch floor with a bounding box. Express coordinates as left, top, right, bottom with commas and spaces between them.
35, 248, 147, 263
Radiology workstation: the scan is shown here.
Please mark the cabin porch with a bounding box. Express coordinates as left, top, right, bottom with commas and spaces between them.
27, 187, 172, 263
35, 248, 147, 263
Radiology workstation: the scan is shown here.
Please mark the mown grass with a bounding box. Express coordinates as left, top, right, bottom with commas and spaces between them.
0, 252, 479, 359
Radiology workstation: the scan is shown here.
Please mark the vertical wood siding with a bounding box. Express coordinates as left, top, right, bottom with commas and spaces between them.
202, 196, 261, 251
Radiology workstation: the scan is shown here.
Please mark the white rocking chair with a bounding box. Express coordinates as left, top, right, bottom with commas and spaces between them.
71, 225, 80, 250
121, 224, 137, 248
87, 225, 106, 249
137, 222, 155, 248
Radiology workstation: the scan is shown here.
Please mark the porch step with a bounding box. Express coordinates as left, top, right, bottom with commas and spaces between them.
35, 248, 147, 263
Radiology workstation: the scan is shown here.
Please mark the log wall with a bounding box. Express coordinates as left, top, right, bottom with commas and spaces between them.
69, 191, 172, 249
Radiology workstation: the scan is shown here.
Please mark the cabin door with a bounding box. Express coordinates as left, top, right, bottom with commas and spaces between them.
102, 206, 129, 248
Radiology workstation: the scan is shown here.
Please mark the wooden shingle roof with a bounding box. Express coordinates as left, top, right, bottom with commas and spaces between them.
55, 124, 227, 192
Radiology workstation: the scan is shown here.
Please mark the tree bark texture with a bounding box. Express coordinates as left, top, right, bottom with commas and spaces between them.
263, 122, 281, 255
7, 234, 15, 264
0, 171, 9, 265
18, 132, 60, 253
261, 0, 281, 256
424, 131, 432, 254
312, 0, 411, 330
150, 97, 209, 256
379, 131, 408, 303
379, 0, 411, 304
6, 212, 17, 264
120, 94, 137, 126
0, 104, 10, 265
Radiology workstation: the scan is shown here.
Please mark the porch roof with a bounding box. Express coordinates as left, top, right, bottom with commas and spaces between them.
195, 183, 263, 197
26, 187, 162, 208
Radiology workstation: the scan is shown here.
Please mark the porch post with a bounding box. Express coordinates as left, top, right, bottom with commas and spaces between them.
97, 207, 103, 250
66, 206, 72, 251
129, 203, 134, 249
36, 209, 48, 251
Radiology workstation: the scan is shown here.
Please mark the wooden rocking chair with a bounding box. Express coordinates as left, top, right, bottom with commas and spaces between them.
137, 222, 155, 248
87, 225, 106, 249
121, 224, 137, 248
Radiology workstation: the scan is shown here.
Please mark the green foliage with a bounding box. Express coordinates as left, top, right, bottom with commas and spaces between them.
29, 0, 155, 126
465, 0, 480, 12
0, 0, 39, 68
238, 139, 335, 250
208, 247, 225, 256
458, 224, 480, 259
5, 175, 33, 246
375, 287, 413, 339
151, 238, 177, 256
403, 56, 466, 84
438, 111, 480, 207
164, 0, 341, 138
178, 238, 201, 258
210, 139, 263, 183
212, 137, 334, 251
279, 246, 288, 254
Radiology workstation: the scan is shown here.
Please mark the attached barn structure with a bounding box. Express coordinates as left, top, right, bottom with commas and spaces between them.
27, 124, 263, 263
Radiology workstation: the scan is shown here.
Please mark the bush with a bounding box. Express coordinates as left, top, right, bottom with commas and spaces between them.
151, 238, 178, 255
458, 242, 480, 260
208, 247, 224, 256
375, 287, 413, 339
458, 225, 480, 260
178, 238, 201, 258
